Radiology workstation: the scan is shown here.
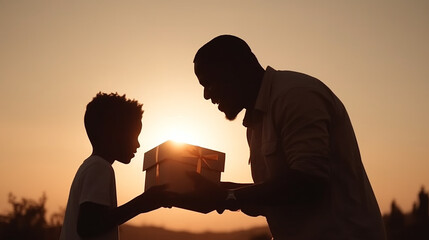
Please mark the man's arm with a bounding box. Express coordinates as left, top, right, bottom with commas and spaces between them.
180, 169, 328, 216
228, 168, 329, 214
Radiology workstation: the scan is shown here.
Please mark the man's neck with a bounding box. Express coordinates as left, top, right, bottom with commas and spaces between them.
243, 67, 265, 127
246, 67, 265, 110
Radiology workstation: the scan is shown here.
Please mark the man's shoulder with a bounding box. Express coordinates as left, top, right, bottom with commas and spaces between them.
271, 69, 321, 89
267, 68, 331, 99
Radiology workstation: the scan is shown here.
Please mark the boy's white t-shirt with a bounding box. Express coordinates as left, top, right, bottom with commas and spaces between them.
60, 155, 118, 240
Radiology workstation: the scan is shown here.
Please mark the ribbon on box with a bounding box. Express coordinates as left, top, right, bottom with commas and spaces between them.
182, 146, 219, 173
152, 144, 219, 184
155, 146, 160, 184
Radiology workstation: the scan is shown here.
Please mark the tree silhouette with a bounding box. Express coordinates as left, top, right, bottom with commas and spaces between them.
0, 192, 61, 240
384, 186, 429, 240
385, 200, 405, 240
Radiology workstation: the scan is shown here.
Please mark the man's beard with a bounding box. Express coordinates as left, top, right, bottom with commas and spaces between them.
225, 114, 237, 121
224, 108, 243, 121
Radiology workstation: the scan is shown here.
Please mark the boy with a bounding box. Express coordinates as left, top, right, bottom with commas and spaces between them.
60, 92, 172, 239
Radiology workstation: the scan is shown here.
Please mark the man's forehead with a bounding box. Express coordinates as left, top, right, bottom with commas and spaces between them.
194, 62, 219, 84
195, 61, 230, 75
195, 61, 215, 73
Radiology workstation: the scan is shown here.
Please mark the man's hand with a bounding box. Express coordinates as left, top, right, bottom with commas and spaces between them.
172, 172, 227, 214
219, 181, 252, 190
240, 205, 266, 217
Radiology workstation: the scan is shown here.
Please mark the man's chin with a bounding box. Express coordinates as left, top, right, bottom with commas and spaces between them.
224, 111, 240, 121
220, 106, 242, 121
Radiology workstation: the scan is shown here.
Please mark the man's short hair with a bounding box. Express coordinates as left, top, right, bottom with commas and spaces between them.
84, 92, 143, 147
193, 35, 258, 66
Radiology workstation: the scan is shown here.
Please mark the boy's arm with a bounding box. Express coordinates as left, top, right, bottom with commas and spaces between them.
77, 185, 170, 238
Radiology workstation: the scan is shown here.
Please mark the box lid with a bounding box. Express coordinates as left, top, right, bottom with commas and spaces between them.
143, 140, 225, 172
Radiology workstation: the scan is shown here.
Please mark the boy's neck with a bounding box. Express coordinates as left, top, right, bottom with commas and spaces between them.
91, 149, 115, 164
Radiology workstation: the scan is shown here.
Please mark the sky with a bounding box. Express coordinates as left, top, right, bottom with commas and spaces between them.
0, 0, 428, 233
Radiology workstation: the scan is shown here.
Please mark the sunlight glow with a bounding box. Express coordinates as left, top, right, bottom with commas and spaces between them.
153, 117, 203, 147
167, 128, 197, 145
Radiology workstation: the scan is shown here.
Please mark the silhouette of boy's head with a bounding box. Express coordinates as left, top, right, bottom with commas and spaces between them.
84, 92, 143, 164
193, 35, 263, 120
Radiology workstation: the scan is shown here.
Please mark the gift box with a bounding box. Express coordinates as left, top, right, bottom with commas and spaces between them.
143, 140, 225, 193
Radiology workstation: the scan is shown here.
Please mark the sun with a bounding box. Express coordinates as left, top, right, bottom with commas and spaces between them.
153, 117, 203, 146
143, 113, 222, 150
167, 127, 198, 145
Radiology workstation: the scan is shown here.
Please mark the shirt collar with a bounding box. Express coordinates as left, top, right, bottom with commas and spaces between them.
243, 66, 276, 127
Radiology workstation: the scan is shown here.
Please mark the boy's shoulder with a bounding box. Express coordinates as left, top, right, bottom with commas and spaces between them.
76, 155, 113, 177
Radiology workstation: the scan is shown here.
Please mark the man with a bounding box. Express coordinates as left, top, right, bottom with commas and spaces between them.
190, 35, 386, 239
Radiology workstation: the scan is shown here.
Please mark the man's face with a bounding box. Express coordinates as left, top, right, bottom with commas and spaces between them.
115, 120, 142, 164
194, 62, 245, 120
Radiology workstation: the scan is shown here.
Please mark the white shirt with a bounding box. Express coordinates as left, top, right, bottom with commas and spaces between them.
245, 66, 386, 240
60, 155, 118, 240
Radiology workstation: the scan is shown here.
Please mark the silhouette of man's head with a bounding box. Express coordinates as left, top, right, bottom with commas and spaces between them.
84, 92, 143, 164
194, 35, 257, 66
194, 35, 263, 120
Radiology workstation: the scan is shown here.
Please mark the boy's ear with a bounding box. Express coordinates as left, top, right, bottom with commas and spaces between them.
99, 123, 118, 143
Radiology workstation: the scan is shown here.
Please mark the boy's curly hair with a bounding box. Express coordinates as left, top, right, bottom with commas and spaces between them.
84, 92, 143, 147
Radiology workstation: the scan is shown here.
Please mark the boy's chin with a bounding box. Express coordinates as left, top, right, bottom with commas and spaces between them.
118, 155, 133, 164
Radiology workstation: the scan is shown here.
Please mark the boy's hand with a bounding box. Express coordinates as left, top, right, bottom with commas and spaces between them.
138, 184, 177, 212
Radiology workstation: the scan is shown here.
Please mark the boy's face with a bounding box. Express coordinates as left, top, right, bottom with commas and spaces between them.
114, 120, 142, 164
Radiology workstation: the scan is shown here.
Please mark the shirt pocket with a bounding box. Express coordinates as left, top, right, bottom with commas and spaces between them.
261, 140, 278, 156
261, 140, 290, 177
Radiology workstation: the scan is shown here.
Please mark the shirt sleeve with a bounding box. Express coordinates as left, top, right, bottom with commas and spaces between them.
79, 162, 115, 207
273, 87, 332, 180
